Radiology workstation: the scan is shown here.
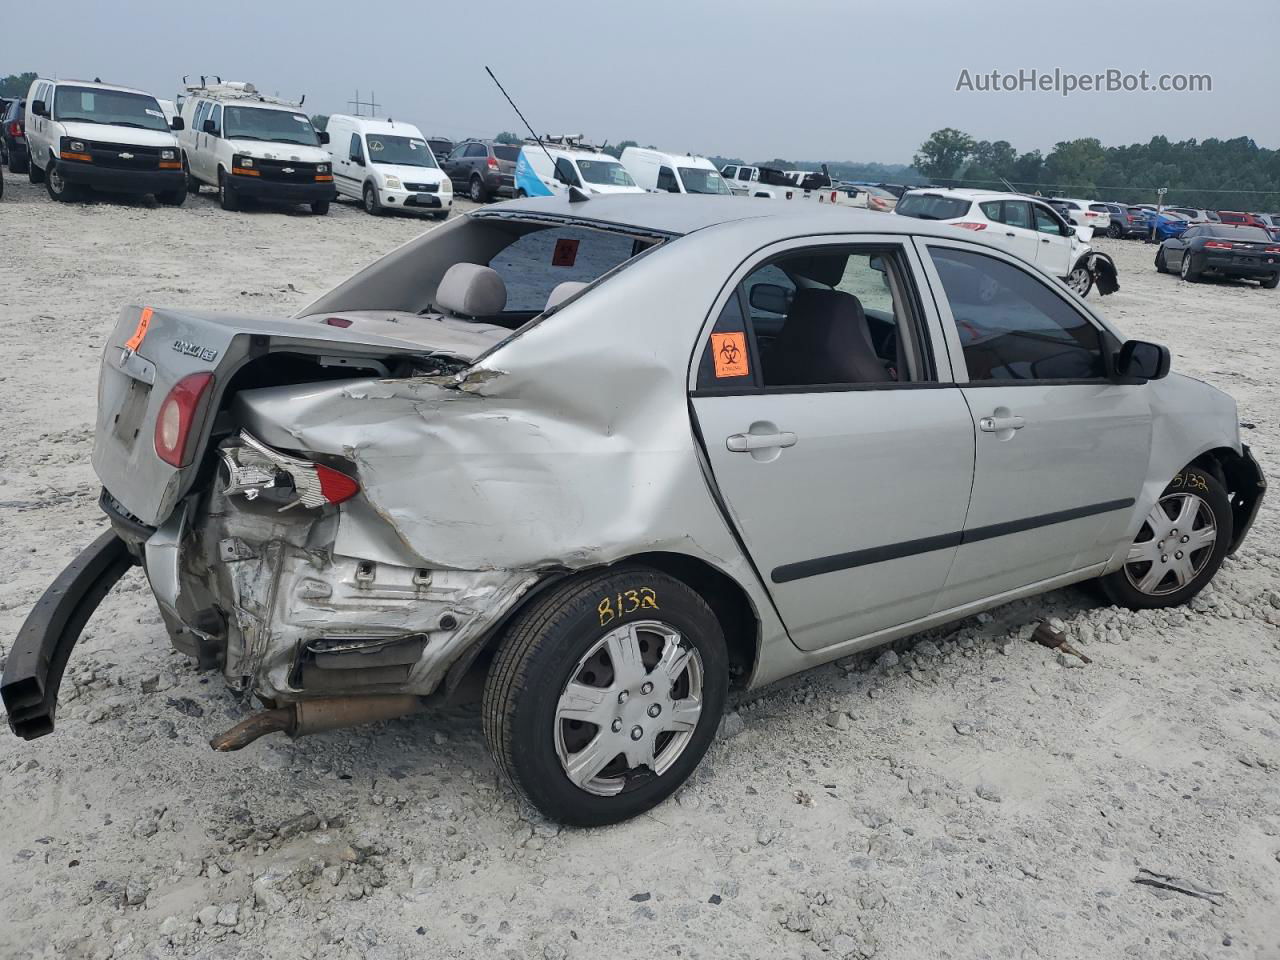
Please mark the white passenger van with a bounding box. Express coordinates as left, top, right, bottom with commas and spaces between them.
324, 114, 451, 219
177, 81, 335, 214
514, 137, 644, 198
619, 147, 731, 195
24, 77, 186, 204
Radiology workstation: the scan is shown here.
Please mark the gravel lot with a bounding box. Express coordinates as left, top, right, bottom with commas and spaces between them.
1, 177, 1278, 960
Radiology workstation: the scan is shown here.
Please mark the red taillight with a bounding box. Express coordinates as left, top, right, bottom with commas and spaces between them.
315, 465, 360, 504
6, 121, 21, 136
154, 372, 214, 467
324, 316, 352, 328
953, 221, 987, 231
1264, 246, 1280, 254
1204, 240, 1233, 250
830, 191, 837, 203
487, 155, 498, 169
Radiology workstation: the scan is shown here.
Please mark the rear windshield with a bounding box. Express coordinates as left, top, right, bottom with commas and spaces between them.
367, 134, 438, 168
896, 193, 972, 220
1206, 225, 1270, 241
53, 86, 169, 132
493, 145, 521, 162
678, 166, 731, 195
576, 159, 636, 188
487, 225, 647, 313
224, 107, 319, 146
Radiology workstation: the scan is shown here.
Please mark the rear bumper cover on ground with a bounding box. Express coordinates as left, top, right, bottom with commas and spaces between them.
57, 159, 185, 195
1, 531, 134, 740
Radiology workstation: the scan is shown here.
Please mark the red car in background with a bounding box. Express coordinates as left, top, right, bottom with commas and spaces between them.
1217, 211, 1269, 230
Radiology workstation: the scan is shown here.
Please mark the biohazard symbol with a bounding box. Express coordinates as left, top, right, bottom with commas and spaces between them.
711, 332, 749, 378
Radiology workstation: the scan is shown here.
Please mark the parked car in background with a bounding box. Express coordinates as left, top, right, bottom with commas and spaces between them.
894, 188, 1116, 297
720, 164, 762, 196
1, 98, 27, 174
441, 139, 519, 202
325, 114, 451, 218
1216, 210, 1269, 231
1098, 203, 1150, 238
1254, 213, 1280, 238
1167, 206, 1216, 223
0, 97, 13, 164
515, 139, 643, 197
1143, 209, 1192, 241
621, 147, 731, 194
4, 194, 1262, 828
424, 136, 454, 161
24, 77, 186, 204
178, 81, 334, 214
1156, 223, 1280, 287
1050, 197, 1109, 232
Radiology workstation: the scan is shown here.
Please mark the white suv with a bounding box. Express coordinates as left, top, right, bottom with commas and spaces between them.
24, 77, 186, 204
895, 188, 1115, 297
1052, 197, 1111, 233
177, 82, 335, 214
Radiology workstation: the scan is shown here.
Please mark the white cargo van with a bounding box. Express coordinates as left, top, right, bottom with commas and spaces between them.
514, 138, 644, 198
619, 147, 731, 195
24, 77, 186, 204
178, 81, 335, 214
324, 114, 451, 218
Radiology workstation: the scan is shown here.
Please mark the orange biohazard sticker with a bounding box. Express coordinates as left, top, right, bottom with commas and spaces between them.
552, 237, 580, 267
124, 306, 154, 352
711, 332, 749, 378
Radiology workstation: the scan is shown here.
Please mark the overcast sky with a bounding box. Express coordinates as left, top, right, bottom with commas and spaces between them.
9, 0, 1275, 164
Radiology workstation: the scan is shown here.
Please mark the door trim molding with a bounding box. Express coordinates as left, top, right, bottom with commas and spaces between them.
771, 497, 1134, 583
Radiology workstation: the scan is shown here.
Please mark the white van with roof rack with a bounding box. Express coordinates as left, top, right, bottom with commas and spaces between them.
324, 114, 451, 219
514, 136, 644, 198
619, 147, 731, 195
177, 79, 335, 214
24, 77, 186, 204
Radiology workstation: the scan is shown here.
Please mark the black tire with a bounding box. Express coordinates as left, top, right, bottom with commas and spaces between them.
9, 148, 27, 175
431, 210, 448, 221
1154, 248, 1168, 273
185, 160, 200, 194
310, 199, 330, 215
1099, 465, 1232, 610
218, 170, 239, 211
483, 567, 729, 827
469, 175, 487, 203
1108, 223, 1123, 239
29, 158, 44, 184
1180, 251, 1200, 282
362, 183, 382, 216
1261, 272, 1279, 290
515, 188, 527, 199
45, 163, 77, 202
157, 187, 187, 207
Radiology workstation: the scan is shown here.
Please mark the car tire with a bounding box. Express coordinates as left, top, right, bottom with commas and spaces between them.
45, 162, 77, 202
1180, 252, 1200, 282
9, 148, 28, 175
1154, 249, 1168, 273
185, 161, 200, 194
29, 158, 44, 184
516, 188, 527, 199
218, 170, 240, 211
431, 210, 448, 221
1108, 223, 1123, 239
1065, 263, 1093, 298
469, 175, 487, 203
310, 199, 330, 215
156, 187, 187, 207
362, 183, 382, 216
1261, 272, 1279, 290
1099, 465, 1232, 610
483, 567, 729, 827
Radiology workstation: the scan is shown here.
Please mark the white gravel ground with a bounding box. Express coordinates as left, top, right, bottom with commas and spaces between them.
1, 178, 1278, 960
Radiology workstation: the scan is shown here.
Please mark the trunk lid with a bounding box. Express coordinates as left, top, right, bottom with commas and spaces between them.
92, 304, 505, 527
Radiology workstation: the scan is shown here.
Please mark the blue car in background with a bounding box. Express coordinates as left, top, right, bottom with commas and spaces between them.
1135, 208, 1192, 241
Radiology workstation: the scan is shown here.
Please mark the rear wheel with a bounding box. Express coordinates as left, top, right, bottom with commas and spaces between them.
1099, 466, 1231, 610
469, 175, 487, 203
483, 567, 728, 827
1154, 248, 1168, 273
310, 199, 330, 215
362, 183, 382, 215
218, 170, 239, 211
1261, 272, 1279, 290
1180, 252, 1200, 282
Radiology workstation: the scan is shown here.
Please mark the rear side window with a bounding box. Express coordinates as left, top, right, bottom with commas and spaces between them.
696, 292, 755, 390
896, 194, 972, 220
466, 143, 488, 158
928, 246, 1105, 381
487, 226, 639, 313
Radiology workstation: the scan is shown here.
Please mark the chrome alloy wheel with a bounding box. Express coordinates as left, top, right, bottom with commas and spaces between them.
1124, 492, 1218, 596
554, 620, 704, 797
1067, 265, 1091, 294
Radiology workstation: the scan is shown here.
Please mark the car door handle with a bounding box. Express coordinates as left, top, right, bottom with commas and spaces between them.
726, 431, 797, 452
979, 415, 1025, 432
1041, 237, 1052, 243
1005, 231, 1016, 237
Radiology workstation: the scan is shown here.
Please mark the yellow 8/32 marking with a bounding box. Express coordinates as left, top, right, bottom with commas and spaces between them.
597, 587, 659, 626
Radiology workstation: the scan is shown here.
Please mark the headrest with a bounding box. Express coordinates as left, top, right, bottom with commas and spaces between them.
545, 281, 588, 312
435, 263, 507, 318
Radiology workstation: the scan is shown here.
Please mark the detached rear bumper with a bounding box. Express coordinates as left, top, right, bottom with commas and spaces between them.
1, 531, 135, 740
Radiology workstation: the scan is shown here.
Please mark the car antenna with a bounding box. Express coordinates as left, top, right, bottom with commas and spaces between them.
484, 65, 588, 203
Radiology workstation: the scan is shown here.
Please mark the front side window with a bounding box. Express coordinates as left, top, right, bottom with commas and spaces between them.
222, 107, 319, 145
553, 157, 581, 186
656, 166, 679, 192
1032, 204, 1062, 234
366, 134, 437, 167
678, 166, 730, 195
576, 159, 636, 187
349, 133, 363, 162
928, 246, 1105, 381
53, 86, 170, 131
737, 167, 752, 181
193, 100, 211, 132
208, 105, 223, 136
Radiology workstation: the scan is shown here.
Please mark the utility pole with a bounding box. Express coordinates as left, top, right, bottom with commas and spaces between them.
347, 90, 382, 117
1151, 186, 1167, 243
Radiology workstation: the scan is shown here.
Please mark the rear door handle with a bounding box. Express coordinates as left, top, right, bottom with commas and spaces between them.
979, 415, 1025, 432
726, 431, 797, 452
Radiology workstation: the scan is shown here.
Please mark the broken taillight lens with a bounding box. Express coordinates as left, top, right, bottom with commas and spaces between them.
221, 432, 361, 510
315, 465, 360, 504
155, 372, 214, 467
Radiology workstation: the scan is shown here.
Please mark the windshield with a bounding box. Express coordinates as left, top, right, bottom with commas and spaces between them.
576, 159, 636, 187
896, 193, 971, 220
677, 166, 731, 195
223, 107, 319, 146
53, 86, 169, 131
367, 134, 438, 168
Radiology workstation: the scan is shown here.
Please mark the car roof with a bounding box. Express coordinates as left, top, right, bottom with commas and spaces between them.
332, 114, 422, 135
41, 78, 157, 98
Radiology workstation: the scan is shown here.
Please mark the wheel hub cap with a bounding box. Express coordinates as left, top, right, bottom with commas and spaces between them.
1123, 491, 1217, 596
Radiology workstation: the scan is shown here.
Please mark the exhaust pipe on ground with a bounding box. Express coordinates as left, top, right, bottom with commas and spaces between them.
209, 695, 426, 751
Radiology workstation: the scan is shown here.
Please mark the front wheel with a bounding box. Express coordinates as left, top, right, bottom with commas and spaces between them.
310, 199, 330, 215
156, 187, 187, 206
45, 163, 77, 201
29, 159, 44, 184
218, 171, 240, 211
1065, 263, 1093, 298
362, 183, 382, 216
483, 568, 728, 827
1099, 465, 1232, 610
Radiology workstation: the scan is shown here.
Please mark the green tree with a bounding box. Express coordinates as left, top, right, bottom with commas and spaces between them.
912, 128, 976, 184
602, 139, 637, 159
495, 131, 521, 144
0, 72, 37, 97
1044, 138, 1107, 193
309, 114, 329, 131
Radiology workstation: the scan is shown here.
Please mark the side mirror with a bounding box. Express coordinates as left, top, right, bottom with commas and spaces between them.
350, 153, 364, 166
318, 130, 330, 145
31, 99, 47, 117
1059, 221, 1074, 237
749, 282, 791, 315
1116, 339, 1171, 381
170, 116, 184, 131
202, 118, 217, 135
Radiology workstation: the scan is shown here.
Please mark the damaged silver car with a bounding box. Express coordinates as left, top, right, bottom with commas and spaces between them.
3, 194, 1265, 826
